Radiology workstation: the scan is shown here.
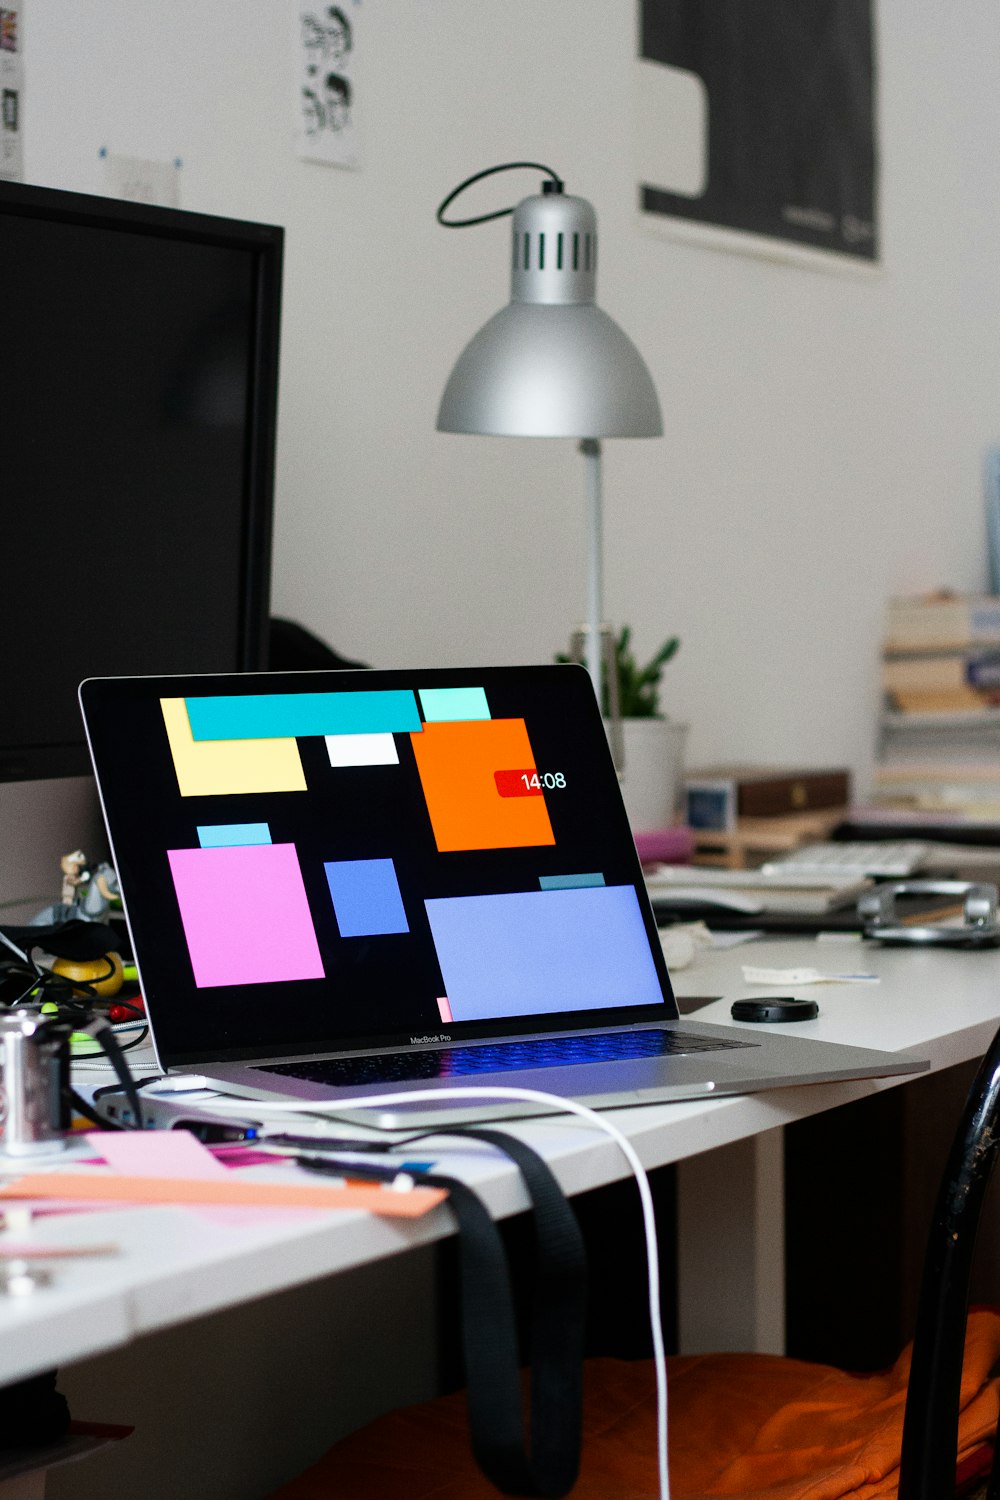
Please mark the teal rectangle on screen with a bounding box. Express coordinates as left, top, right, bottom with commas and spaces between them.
539, 873, 606, 890
186, 691, 421, 741
197, 824, 272, 849
418, 687, 490, 723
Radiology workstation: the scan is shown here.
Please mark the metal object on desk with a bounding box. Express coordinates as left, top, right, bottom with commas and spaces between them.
858, 880, 1000, 947
0, 1259, 54, 1296
0, 1012, 71, 1156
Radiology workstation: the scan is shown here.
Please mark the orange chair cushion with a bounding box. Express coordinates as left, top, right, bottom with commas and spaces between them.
268, 1307, 1000, 1499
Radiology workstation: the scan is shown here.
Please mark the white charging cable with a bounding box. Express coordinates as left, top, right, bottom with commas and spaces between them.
214, 1083, 671, 1500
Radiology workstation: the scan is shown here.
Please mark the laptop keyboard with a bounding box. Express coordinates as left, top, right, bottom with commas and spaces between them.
258, 1027, 755, 1087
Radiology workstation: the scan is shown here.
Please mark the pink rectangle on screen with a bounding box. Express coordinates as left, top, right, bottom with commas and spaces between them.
167, 843, 324, 988
437, 996, 453, 1023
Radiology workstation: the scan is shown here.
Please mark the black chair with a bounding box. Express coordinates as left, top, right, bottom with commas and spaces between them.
900, 1019, 1000, 1497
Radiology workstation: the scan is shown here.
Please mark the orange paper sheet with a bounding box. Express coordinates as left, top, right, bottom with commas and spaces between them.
0, 1174, 446, 1219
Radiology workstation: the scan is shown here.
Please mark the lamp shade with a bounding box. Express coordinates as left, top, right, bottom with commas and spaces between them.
437, 186, 662, 439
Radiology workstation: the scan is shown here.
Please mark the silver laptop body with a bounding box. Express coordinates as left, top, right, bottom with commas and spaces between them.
80, 665, 926, 1127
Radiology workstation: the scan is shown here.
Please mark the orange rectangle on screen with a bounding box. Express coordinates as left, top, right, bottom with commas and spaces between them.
411, 719, 555, 852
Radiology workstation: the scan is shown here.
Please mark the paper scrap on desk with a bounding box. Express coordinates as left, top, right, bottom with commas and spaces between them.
710, 929, 764, 949
86, 1130, 227, 1179
741, 966, 879, 985
0, 1173, 446, 1219
0, 1243, 120, 1259
85, 1128, 264, 1225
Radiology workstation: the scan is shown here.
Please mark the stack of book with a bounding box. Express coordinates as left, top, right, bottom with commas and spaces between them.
874, 594, 1000, 824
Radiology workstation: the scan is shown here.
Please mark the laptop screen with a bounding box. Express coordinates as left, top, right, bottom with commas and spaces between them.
80, 665, 677, 1069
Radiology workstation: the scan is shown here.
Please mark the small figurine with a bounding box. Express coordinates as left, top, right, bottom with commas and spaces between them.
30, 853, 125, 998
31, 852, 121, 927
59, 850, 88, 909
77, 862, 120, 922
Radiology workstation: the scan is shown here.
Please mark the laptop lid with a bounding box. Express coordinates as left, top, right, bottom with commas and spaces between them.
80, 665, 679, 1073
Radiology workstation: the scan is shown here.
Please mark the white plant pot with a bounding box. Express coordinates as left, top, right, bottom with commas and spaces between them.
615, 717, 688, 833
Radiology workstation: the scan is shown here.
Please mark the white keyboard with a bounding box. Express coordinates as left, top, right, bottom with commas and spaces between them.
760, 841, 931, 880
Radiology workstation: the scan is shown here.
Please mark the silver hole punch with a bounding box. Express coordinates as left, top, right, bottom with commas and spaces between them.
858, 880, 1000, 948
0, 1012, 72, 1157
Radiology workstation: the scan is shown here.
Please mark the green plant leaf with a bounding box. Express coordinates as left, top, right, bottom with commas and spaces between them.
554, 629, 679, 717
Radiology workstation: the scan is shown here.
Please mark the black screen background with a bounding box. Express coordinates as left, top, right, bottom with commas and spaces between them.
81, 665, 677, 1068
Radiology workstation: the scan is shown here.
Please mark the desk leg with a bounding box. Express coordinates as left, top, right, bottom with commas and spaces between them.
676, 1129, 785, 1355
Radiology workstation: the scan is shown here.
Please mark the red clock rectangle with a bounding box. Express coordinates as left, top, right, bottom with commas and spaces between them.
494, 768, 544, 798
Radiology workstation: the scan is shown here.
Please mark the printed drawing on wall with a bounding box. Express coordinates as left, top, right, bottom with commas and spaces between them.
294, 1, 360, 169
0, 2, 24, 183
636, 0, 879, 271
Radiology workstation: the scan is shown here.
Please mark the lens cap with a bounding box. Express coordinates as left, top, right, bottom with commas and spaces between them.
730, 997, 819, 1024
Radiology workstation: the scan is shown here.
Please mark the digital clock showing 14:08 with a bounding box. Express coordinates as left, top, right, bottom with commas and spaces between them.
494, 768, 567, 798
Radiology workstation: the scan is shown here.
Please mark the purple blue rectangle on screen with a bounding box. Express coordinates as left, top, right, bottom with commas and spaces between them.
424, 886, 662, 1023
324, 858, 409, 937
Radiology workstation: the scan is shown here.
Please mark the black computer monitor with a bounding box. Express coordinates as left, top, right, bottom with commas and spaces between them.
0, 181, 283, 781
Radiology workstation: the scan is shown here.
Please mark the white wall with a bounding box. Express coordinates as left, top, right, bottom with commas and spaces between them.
11, 0, 1000, 892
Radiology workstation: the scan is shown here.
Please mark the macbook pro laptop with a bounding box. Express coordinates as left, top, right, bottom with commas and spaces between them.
79, 665, 926, 1125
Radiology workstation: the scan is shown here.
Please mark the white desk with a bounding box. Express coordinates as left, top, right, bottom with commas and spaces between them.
4, 935, 999, 1499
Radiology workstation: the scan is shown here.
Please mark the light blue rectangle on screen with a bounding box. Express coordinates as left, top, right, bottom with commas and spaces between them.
186, 691, 421, 741
539, 873, 606, 890
418, 687, 490, 723
424, 886, 662, 1024
197, 823, 272, 848
325, 858, 409, 938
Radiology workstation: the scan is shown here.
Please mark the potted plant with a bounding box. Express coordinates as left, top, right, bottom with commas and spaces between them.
611, 628, 687, 831
605, 626, 679, 719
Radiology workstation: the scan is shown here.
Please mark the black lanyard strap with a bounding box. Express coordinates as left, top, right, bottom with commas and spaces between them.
297, 1127, 586, 1497
422, 1125, 587, 1498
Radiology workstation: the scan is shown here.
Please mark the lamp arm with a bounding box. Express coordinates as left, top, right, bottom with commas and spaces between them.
579, 439, 623, 771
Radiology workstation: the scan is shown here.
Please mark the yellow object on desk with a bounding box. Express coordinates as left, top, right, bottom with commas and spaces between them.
50, 952, 124, 997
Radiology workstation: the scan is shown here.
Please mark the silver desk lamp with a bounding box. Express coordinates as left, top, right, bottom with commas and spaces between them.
436, 164, 663, 753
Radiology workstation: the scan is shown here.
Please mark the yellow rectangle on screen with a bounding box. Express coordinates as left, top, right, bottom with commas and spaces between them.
160, 698, 307, 797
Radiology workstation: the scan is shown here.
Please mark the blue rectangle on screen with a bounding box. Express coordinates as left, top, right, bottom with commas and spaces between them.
186, 691, 421, 741
197, 823, 272, 849
325, 858, 409, 938
538, 873, 606, 890
424, 886, 662, 1023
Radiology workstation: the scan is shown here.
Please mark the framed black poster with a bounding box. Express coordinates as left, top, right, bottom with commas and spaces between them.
637, 0, 878, 268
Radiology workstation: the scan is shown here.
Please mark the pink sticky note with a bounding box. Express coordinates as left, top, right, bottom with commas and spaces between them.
86, 1130, 321, 1227
87, 1130, 227, 1179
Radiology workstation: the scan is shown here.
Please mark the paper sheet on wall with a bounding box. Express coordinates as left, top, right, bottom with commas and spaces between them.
101, 150, 181, 209
0, 2, 25, 183
293, 0, 361, 169
635, 0, 880, 275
